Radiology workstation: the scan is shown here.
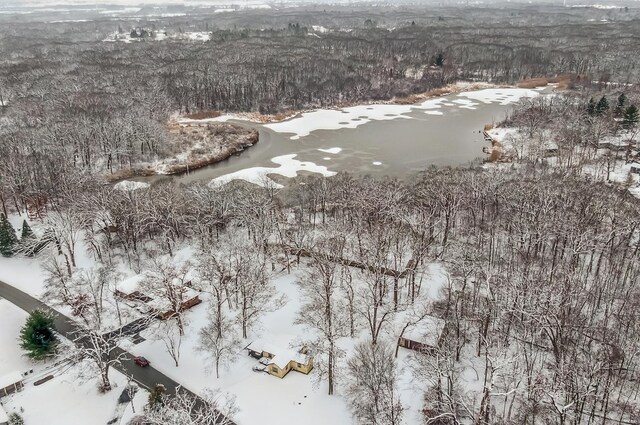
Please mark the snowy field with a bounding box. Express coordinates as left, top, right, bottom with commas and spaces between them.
0, 298, 141, 425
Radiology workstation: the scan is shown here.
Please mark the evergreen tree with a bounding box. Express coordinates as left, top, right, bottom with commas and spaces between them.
435, 52, 445, 67
595, 95, 609, 115
9, 413, 24, 425
622, 104, 639, 129
21, 220, 33, 239
20, 220, 36, 256
19, 309, 58, 360
614, 93, 627, 117
586, 97, 596, 116
147, 384, 166, 410
0, 214, 18, 257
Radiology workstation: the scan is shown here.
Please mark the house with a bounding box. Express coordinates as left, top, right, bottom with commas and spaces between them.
0, 371, 24, 397
114, 275, 201, 319
397, 315, 447, 354
146, 287, 202, 320
247, 341, 313, 378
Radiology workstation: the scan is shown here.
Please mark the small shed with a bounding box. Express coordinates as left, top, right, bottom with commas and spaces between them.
630, 163, 640, 175
0, 371, 24, 397
398, 315, 447, 354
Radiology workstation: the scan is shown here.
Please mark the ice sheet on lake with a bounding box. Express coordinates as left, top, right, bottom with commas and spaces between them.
210, 154, 337, 188
264, 88, 536, 140
318, 147, 342, 154
265, 104, 414, 140
458, 88, 539, 105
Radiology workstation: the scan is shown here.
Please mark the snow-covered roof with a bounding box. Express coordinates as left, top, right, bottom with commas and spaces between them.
145, 287, 199, 312
247, 339, 309, 369
0, 404, 8, 423
115, 274, 145, 295
402, 315, 446, 347
0, 371, 23, 389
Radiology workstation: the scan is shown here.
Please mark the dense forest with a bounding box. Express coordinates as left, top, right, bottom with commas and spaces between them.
1, 3, 640, 425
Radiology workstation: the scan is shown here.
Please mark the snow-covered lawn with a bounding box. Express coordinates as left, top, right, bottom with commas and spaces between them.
119, 261, 452, 425
0, 298, 138, 425
2, 359, 134, 425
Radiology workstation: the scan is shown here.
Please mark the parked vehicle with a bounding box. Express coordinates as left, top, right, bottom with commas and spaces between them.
133, 356, 150, 367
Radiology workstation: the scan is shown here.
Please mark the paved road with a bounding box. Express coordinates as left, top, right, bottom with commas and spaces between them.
0, 279, 234, 424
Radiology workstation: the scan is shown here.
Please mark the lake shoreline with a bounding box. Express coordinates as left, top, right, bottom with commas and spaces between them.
105, 129, 259, 183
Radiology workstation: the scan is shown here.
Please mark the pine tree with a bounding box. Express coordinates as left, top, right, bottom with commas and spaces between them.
147, 384, 166, 410
19, 309, 58, 360
622, 105, 639, 130
435, 52, 445, 67
20, 220, 36, 256
614, 93, 627, 117
0, 214, 18, 257
9, 413, 24, 425
587, 97, 596, 116
595, 95, 609, 115
21, 220, 33, 239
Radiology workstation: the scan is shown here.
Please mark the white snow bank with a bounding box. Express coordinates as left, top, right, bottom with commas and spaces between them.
113, 180, 150, 191
3, 359, 131, 425
177, 114, 242, 125
458, 88, 539, 105
0, 300, 33, 376
311, 25, 329, 33
211, 154, 336, 188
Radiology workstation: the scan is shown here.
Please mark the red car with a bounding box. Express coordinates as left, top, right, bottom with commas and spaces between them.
133, 356, 150, 367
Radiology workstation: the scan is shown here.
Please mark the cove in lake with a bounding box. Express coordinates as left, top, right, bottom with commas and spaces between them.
132, 87, 545, 187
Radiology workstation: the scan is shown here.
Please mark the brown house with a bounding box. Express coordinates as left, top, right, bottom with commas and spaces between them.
114, 275, 201, 319
0, 371, 24, 397
398, 315, 447, 354
153, 293, 202, 320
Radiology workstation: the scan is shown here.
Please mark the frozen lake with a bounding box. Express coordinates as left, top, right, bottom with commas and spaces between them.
134, 87, 543, 187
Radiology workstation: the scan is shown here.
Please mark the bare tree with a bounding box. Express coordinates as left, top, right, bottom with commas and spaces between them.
134, 388, 237, 425
346, 341, 404, 425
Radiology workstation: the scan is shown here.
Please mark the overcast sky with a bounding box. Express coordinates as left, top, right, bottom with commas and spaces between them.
2, 0, 637, 7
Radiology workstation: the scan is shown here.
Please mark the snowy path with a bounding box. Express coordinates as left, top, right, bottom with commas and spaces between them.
0, 278, 237, 424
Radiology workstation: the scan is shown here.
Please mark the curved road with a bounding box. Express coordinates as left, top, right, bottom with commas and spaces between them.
0, 279, 234, 424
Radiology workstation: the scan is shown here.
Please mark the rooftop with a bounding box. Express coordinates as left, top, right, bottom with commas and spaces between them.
403, 315, 446, 347
0, 371, 23, 390
247, 338, 309, 369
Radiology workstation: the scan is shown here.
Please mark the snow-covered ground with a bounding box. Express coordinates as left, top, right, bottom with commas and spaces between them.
485, 126, 640, 198
104, 30, 212, 43
119, 258, 452, 425
0, 298, 140, 425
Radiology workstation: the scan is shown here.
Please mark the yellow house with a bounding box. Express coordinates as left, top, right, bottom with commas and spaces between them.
247, 342, 313, 378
